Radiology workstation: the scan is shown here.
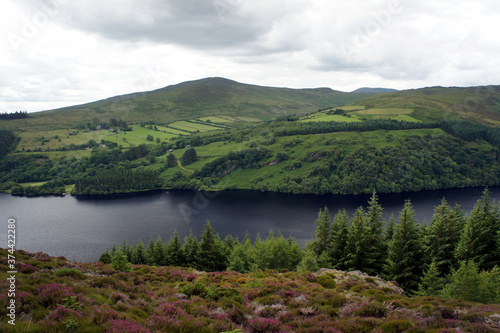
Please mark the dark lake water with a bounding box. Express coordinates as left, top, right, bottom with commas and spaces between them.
0, 187, 498, 262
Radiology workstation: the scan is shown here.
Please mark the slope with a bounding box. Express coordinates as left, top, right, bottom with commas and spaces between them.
0, 77, 371, 131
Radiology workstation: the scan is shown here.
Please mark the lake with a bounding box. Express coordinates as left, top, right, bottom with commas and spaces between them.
0, 187, 497, 262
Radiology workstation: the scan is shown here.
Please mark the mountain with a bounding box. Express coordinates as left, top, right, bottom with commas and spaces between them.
1, 77, 372, 131
351, 87, 399, 93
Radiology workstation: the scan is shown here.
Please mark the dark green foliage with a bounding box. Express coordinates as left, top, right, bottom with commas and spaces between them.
416, 261, 445, 296
98, 251, 112, 264
364, 192, 386, 275
424, 199, 464, 275
111, 249, 132, 272
455, 189, 500, 270
344, 207, 371, 271
199, 221, 227, 271
228, 244, 251, 273
165, 231, 185, 266
73, 167, 161, 195
181, 147, 198, 166
166, 153, 177, 167
312, 206, 331, 256
329, 209, 349, 270
386, 200, 423, 292
442, 260, 500, 304
0, 130, 16, 159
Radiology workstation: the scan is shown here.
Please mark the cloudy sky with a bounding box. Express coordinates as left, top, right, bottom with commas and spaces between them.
1, 0, 499, 112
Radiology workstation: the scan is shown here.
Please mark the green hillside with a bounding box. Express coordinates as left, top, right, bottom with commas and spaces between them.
352, 85, 500, 125
0, 78, 372, 131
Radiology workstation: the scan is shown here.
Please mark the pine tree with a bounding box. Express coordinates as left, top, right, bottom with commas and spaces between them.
182, 231, 200, 268
199, 220, 226, 271
112, 249, 132, 272
313, 206, 332, 256
297, 250, 319, 272
228, 244, 251, 273
344, 207, 371, 272
121, 239, 133, 262
145, 236, 156, 265
329, 209, 349, 270
384, 214, 395, 243
455, 189, 500, 269
364, 192, 386, 275
442, 260, 486, 303
152, 236, 166, 266
131, 240, 147, 265
425, 199, 464, 275
166, 231, 185, 266
386, 200, 423, 292
416, 261, 445, 296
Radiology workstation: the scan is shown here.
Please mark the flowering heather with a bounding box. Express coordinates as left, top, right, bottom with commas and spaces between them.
1, 248, 499, 333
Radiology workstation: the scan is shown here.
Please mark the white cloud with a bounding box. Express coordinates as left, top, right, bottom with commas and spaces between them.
1, 0, 499, 112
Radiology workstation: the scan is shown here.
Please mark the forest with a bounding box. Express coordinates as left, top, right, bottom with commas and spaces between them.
101, 191, 500, 303
3, 118, 500, 196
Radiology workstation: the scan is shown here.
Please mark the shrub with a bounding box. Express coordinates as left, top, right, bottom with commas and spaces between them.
355, 301, 387, 318
247, 318, 291, 333
99, 252, 112, 264
53, 268, 85, 279
317, 275, 336, 289
379, 319, 414, 332
182, 281, 207, 298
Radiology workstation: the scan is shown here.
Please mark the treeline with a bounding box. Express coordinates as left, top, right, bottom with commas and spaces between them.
440, 119, 500, 147
268, 119, 438, 137
73, 167, 161, 195
102, 191, 500, 302
0, 144, 167, 195
0, 111, 28, 120
0, 130, 16, 159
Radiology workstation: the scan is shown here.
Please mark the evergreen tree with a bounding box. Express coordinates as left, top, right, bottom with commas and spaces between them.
297, 250, 319, 272
287, 236, 304, 269
344, 207, 371, 271
384, 214, 395, 243
268, 233, 293, 270
199, 221, 226, 271
228, 244, 251, 273
152, 236, 166, 266
112, 249, 132, 272
455, 189, 500, 269
182, 231, 200, 268
121, 239, 133, 262
425, 199, 464, 275
442, 260, 487, 303
166, 231, 185, 266
145, 236, 156, 265
416, 261, 445, 296
313, 206, 331, 256
329, 209, 349, 270
364, 192, 386, 275
131, 240, 147, 265
386, 200, 423, 292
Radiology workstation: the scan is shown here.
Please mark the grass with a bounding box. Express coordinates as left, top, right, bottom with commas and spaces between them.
352, 107, 414, 115
299, 113, 362, 123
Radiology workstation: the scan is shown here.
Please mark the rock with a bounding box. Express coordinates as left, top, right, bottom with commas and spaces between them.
174, 292, 187, 300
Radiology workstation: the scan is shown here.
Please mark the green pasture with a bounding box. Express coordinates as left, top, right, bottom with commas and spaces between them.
299, 113, 362, 123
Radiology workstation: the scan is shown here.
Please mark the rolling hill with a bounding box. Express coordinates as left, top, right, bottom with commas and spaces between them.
0, 78, 372, 131
351, 85, 500, 125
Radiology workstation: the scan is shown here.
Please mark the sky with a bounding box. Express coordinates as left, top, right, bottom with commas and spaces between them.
1, 0, 500, 113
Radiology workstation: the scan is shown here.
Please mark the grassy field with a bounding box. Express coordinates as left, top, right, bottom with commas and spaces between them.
299, 113, 362, 123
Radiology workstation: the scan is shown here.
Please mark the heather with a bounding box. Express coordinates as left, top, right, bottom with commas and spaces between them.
1, 249, 499, 332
